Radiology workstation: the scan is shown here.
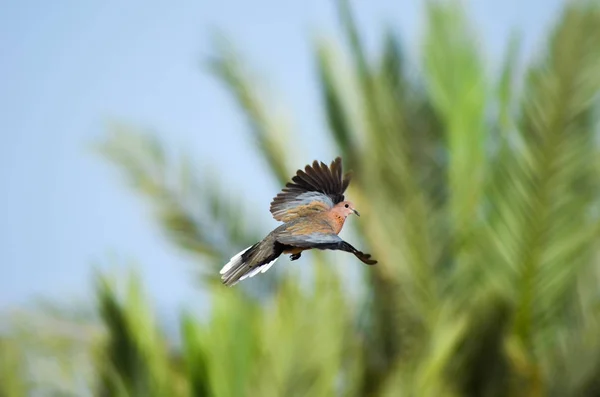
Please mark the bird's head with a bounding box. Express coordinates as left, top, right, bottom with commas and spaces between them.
334, 201, 360, 217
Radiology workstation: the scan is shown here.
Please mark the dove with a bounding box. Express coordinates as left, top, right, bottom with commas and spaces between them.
220, 157, 377, 286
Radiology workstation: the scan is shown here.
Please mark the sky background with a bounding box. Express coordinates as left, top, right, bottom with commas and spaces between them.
1, 0, 563, 320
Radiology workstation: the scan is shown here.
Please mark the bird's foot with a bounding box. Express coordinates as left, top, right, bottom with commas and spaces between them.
290, 253, 302, 261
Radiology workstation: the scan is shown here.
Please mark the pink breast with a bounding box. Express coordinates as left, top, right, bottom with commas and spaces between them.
330, 215, 346, 234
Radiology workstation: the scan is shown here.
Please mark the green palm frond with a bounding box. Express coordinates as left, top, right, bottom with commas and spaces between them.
497, 31, 521, 140
96, 127, 264, 275
0, 338, 27, 397
180, 314, 211, 397
207, 34, 293, 185
96, 127, 221, 260
497, 2, 600, 341
94, 271, 175, 397
423, 2, 487, 240
316, 40, 359, 168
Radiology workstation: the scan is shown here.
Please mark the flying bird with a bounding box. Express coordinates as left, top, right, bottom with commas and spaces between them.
220, 157, 377, 286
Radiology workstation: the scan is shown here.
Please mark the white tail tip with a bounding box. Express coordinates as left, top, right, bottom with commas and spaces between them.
239, 257, 278, 281
220, 245, 252, 275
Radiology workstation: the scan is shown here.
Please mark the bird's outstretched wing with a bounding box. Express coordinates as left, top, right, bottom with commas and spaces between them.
270, 157, 351, 222
277, 232, 377, 265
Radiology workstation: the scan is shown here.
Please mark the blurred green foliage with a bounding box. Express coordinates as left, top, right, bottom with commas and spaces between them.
3, 0, 600, 396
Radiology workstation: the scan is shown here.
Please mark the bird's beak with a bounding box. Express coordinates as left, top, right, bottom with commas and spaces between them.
352, 208, 360, 217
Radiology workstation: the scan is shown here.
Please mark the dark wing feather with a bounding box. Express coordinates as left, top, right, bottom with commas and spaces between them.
270, 157, 352, 222
277, 232, 377, 265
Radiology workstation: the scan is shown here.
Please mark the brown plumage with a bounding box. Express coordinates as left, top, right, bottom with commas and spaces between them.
220, 157, 377, 286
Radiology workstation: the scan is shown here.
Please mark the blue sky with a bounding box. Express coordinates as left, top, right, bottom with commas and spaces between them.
0, 0, 562, 317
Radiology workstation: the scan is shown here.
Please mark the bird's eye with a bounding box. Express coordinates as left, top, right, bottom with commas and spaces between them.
344, 204, 349, 208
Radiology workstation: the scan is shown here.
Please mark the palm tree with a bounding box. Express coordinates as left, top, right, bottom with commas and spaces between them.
3, 0, 600, 396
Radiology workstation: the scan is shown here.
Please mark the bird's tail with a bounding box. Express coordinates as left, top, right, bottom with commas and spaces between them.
219, 239, 281, 286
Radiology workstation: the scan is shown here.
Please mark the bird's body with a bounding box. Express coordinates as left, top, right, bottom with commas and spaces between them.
220, 157, 377, 286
